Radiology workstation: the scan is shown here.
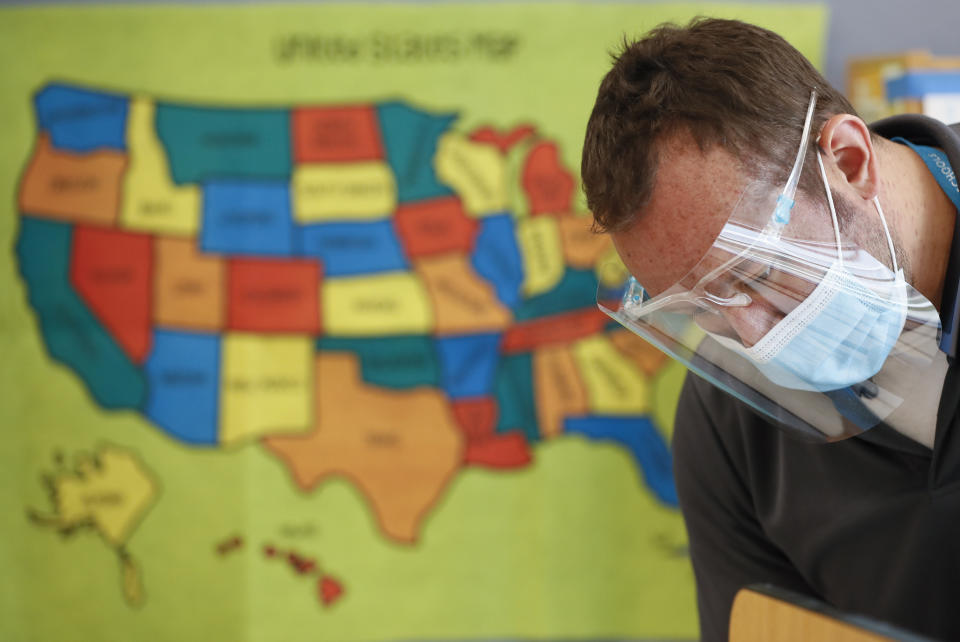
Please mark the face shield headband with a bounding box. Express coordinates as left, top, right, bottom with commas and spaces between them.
599, 91, 943, 442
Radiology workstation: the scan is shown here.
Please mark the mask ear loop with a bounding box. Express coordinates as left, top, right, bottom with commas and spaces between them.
815, 142, 899, 274
815, 147, 845, 269
873, 196, 899, 273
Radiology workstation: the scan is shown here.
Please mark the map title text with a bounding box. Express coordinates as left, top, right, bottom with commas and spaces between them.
274, 32, 521, 65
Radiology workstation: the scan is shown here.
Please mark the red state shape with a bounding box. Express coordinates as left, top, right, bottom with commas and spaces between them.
216, 535, 243, 555
394, 196, 478, 258
451, 398, 497, 441
288, 552, 317, 575
227, 258, 321, 334
469, 124, 536, 154
501, 308, 609, 353
318, 576, 344, 606
522, 142, 576, 215
292, 105, 383, 163
464, 432, 532, 469
71, 226, 153, 363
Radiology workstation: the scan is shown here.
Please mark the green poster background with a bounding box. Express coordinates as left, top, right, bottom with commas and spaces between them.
0, 4, 825, 641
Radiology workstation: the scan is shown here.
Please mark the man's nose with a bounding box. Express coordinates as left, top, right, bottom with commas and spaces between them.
718, 302, 784, 348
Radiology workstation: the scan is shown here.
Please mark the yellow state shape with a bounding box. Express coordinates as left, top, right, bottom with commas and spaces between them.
52, 446, 158, 548
571, 335, 649, 415
120, 97, 200, 235
292, 162, 396, 222
435, 132, 508, 217
504, 137, 534, 219
516, 216, 564, 296
220, 333, 314, 446
595, 244, 630, 289
121, 556, 145, 607
323, 271, 434, 336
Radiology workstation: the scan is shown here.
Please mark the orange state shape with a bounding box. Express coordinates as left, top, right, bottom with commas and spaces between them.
394, 196, 478, 258
154, 237, 226, 331
71, 226, 153, 363
227, 258, 321, 334
609, 329, 669, 376
501, 307, 609, 353
464, 432, 531, 469
19, 134, 127, 226
451, 397, 498, 442
414, 253, 512, 335
533, 344, 588, 438
522, 141, 575, 215
557, 213, 613, 269
468, 124, 536, 154
292, 105, 383, 163
263, 353, 464, 544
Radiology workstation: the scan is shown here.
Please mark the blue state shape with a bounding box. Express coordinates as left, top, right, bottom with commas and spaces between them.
564, 416, 678, 507
494, 352, 538, 442
35, 84, 129, 153
16, 217, 145, 409
377, 101, 457, 203
514, 267, 599, 321
318, 336, 439, 390
201, 181, 295, 256
435, 333, 502, 399
143, 330, 221, 445
471, 213, 524, 310
296, 220, 408, 277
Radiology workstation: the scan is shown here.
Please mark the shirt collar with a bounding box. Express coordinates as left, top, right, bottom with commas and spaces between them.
892, 137, 960, 358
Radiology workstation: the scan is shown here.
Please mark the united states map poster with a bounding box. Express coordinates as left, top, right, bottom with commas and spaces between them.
0, 4, 825, 641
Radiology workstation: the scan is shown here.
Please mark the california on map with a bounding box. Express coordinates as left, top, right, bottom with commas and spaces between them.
16, 82, 676, 604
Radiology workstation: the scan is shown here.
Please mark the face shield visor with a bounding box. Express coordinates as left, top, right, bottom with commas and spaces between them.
599, 91, 943, 442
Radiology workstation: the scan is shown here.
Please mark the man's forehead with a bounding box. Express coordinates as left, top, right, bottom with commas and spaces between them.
611, 133, 748, 295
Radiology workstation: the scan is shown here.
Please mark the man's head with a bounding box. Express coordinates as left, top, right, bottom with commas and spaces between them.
581, 18, 910, 345
582, 18, 858, 235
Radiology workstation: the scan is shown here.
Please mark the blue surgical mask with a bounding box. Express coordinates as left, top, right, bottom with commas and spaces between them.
713, 262, 907, 392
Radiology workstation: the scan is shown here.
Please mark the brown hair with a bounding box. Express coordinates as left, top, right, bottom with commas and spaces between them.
581, 18, 859, 232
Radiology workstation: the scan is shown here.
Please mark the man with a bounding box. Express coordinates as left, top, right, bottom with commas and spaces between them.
581, 18, 960, 642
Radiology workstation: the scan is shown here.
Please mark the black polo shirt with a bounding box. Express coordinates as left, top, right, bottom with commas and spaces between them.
673, 116, 960, 642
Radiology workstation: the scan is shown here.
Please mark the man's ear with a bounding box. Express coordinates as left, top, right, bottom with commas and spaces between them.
817, 114, 879, 200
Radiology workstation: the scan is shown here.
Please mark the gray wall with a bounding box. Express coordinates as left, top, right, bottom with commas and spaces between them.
764, 0, 960, 92
2, 0, 959, 104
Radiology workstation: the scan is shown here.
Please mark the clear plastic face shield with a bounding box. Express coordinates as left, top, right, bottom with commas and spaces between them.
600, 91, 943, 442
